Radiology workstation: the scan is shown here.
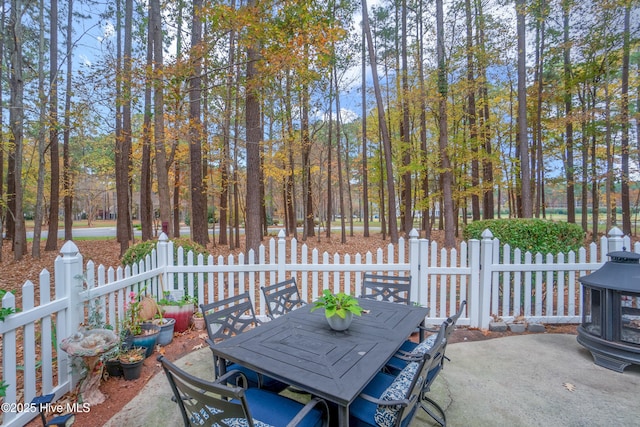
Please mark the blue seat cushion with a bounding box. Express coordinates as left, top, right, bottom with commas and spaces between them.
244, 388, 324, 427
388, 334, 437, 375
350, 363, 419, 427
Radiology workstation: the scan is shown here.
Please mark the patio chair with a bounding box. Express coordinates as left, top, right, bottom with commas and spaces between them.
200, 292, 283, 390
31, 394, 76, 426
360, 273, 412, 305
158, 355, 330, 427
261, 278, 307, 319
348, 321, 447, 427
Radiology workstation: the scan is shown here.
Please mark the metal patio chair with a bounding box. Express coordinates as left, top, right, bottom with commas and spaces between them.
199, 292, 283, 390
158, 355, 330, 427
261, 278, 307, 319
348, 321, 447, 427
360, 273, 412, 305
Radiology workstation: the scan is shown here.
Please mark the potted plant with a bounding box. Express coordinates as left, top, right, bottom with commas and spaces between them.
149, 315, 176, 346
191, 310, 205, 330
311, 289, 363, 331
103, 347, 124, 378
118, 347, 146, 380
122, 291, 160, 358
157, 291, 196, 333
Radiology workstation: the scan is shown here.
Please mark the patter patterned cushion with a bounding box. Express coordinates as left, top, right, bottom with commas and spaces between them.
373, 362, 419, 427
410, 334, 437, 356
190, 406, 274, 427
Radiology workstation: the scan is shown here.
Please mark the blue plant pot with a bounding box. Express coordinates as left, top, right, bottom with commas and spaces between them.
156, 317, 176, 346
124, 324, 160, 358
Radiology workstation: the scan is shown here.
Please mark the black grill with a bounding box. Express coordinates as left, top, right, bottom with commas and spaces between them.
577, 250, 640, 372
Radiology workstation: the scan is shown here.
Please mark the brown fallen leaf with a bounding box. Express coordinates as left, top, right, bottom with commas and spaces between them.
563, 382, 576, 392
192, 343, 204, 351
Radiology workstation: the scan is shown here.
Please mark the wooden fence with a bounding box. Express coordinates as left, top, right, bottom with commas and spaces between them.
0, 226, 633, 426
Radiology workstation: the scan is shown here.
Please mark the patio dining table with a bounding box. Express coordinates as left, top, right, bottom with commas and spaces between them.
210, 297, 429, 426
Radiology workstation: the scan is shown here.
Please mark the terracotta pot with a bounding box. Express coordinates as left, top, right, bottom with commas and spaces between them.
192, 315, 205, 330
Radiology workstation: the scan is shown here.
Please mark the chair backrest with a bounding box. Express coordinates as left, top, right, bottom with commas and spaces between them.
158, 355, 254, 427
261, 278, 307, 319
377, 321, 447, 427
448, 300, 466, 329
199, 292, 260, 344
360, 273, 411, 305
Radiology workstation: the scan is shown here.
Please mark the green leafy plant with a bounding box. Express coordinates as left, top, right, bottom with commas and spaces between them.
463, 219, 584, 256
0, 290, 19, 322
157, 291, 195, 307
311, 289, 363, 319
122, 289, 146, 336
0, 379, 8, 398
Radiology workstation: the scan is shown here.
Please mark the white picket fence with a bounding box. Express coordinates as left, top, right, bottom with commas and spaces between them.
0, 226, 634, 426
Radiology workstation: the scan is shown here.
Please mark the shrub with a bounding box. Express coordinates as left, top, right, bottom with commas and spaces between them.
463, 219, 584, 256
121, 240, 157, 267
121, 238, 208, 267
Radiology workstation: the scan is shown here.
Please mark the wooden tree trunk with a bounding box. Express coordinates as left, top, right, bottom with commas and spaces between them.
563, 1, 575, 224
140, 4, 153, 241
245, 0, 262, 259
362, 0, 398, 243
516, 0, 532, 218
189, 0, 209, 246
151, 0, 172, 237
63, 0, 75, 241
10, 0, 27, 260
33, 0, 47, 258
436, 0, 455, 248
620, 3, 631, 236
45, 0, 59, 252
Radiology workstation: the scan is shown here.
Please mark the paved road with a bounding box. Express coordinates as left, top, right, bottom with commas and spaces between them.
27, 225, 378, 239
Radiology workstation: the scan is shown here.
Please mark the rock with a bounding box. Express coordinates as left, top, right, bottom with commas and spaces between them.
528, 323, 546, 333
508, 323, 526, 333
489, 321, 507, 332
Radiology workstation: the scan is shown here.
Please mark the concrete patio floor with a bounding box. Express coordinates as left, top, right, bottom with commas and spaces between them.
105, 334, 640, 427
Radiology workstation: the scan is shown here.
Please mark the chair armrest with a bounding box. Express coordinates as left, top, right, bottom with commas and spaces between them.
392, 350, 422, 362
417, 324, 438, 333
215, 369, 248, 388
358, 392, 410, 408
286, 397, 330, 427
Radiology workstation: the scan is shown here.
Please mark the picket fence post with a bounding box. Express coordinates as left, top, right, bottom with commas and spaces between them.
408, 229, 420, 303
278, 230, 287, 283
476, 229, 494, 329
607, 226, 624, 253
468, 238, 481, 328
156, 233, 169, 293
59, 240, 84, 390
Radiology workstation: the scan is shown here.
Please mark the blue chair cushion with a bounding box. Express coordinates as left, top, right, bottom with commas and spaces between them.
244, 388, 325, 427
410, 334, 437, 356
388, 334, 437, 375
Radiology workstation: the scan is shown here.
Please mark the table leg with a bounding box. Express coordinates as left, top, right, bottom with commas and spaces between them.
338, 404, 349, 426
